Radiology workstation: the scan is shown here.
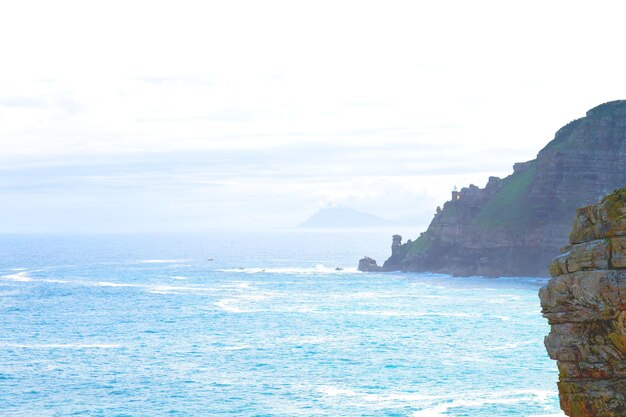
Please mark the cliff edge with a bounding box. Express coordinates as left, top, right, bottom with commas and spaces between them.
540, 187, 626, 416
366, 100, 626, 277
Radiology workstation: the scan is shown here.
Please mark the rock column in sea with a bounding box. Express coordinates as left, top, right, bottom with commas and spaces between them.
540, 187, 626, 417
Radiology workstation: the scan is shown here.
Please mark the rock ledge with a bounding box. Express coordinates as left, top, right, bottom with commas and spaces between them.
540, 187, 626, 416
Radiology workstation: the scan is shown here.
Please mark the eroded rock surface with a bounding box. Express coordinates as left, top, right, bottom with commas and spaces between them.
357, 256, 381, 272
540, 187, 626, 416
376, 100, 626, 277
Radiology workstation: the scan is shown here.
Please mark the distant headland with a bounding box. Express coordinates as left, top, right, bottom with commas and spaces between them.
299, 206, 417, 228
360, 100, 626, 277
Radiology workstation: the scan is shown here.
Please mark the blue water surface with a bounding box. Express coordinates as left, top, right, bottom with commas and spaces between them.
0, 231, 563, 416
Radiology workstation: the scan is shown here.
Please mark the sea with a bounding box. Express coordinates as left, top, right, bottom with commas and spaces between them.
0, 230, 564, 416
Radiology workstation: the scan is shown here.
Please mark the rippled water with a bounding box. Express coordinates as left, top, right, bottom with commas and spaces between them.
0, 232, 563, 416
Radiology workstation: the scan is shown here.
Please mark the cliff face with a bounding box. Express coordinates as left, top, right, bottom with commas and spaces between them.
540, 187, 626, 417
378, 100, 626, 277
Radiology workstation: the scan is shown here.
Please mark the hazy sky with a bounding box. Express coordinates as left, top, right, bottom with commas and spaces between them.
1, 0, 625, 232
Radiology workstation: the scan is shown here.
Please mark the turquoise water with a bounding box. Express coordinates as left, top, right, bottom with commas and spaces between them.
0, 232, 563, 416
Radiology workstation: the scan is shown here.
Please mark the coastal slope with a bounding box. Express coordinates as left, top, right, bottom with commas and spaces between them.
372, 100, 626, 277
540, 187, 626, 416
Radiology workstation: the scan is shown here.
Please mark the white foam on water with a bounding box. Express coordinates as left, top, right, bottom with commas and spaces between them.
419, 295, 452, 299
2, 272, 105, 286
412, 389, 555, 417
214, 299, 250, 313
318, 386, 358, 397
12, 276, 225, 296
218, 264, 359, 275
136, 259, 190, 264
484, 342, 520, 351
351, 310, 480, 318
219, 345, 253, 351
148, 285, 217, 294
317, 385, 556, 415
213, 290, 281, 313
2, 272, 33, 282
279, 335, 330, 345
41, 279, 71, 284
486, 340, 537, 351
95, 281, 140, 287
528, 414, 566, 417
89, 281, 208, 294
331, 291, 407, 300
219, 281, 254, 290
0, 343, 122, 349
351, 310, 412, 317
318, 385, 441, 404
172, 276, 187, 280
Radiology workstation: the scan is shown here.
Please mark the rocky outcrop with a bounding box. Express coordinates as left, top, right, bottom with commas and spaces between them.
357, 256, 381, 272
372, 100, 626, 277
540, 187, 626, 416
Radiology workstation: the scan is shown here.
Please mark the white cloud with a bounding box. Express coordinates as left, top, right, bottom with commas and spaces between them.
0, 0, 625, 231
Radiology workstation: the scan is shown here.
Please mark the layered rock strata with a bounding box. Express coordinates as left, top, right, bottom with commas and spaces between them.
365, 100, 626, 277
540, 187, 626, 416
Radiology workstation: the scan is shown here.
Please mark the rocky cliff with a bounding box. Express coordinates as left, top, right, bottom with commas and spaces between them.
540, 187, 626, 417
366, 100, 626, 277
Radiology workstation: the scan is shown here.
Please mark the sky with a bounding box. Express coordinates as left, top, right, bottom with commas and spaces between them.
1, 0, 625, 233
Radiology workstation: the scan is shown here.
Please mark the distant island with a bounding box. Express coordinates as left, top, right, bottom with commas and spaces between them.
300, 206, 390, 228
360, 100, 626, 277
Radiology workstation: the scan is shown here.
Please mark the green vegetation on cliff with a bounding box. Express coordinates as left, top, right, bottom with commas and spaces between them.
409, 230, 431, 253
377, 100, 626, 277
477, 163, 537, 230
604, 187, 626, 220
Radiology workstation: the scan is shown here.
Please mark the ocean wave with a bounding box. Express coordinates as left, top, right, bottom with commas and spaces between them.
278, 336, 331, 345
214, 291, 311, 314
318, 386, 441, 404
484, 342, 520, 351
0, 343, 122, 349
147, 284, 220, 295
484, 340, 536, 351
218, 264, 359, 275
213, 293, 272, 313
215, 345, 253, 351
412, 389, 554, 417
317, 386, 554, 415
135, 259, 190, 264
0, 272, 230, 297
214, 299, 250, 313
528, 415, 565, 417
95, 281, 140, 287
351, 310, 480, 318
1, 272, 33, 282
219, 281, 254, 290
527, 414, 566, 417
40, 279, 71, 284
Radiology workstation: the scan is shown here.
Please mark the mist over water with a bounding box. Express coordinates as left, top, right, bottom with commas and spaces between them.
0, 232, 563, 416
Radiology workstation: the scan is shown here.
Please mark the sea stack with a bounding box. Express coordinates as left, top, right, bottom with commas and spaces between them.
357, 256, 381, 272
539, 187, 626, 416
